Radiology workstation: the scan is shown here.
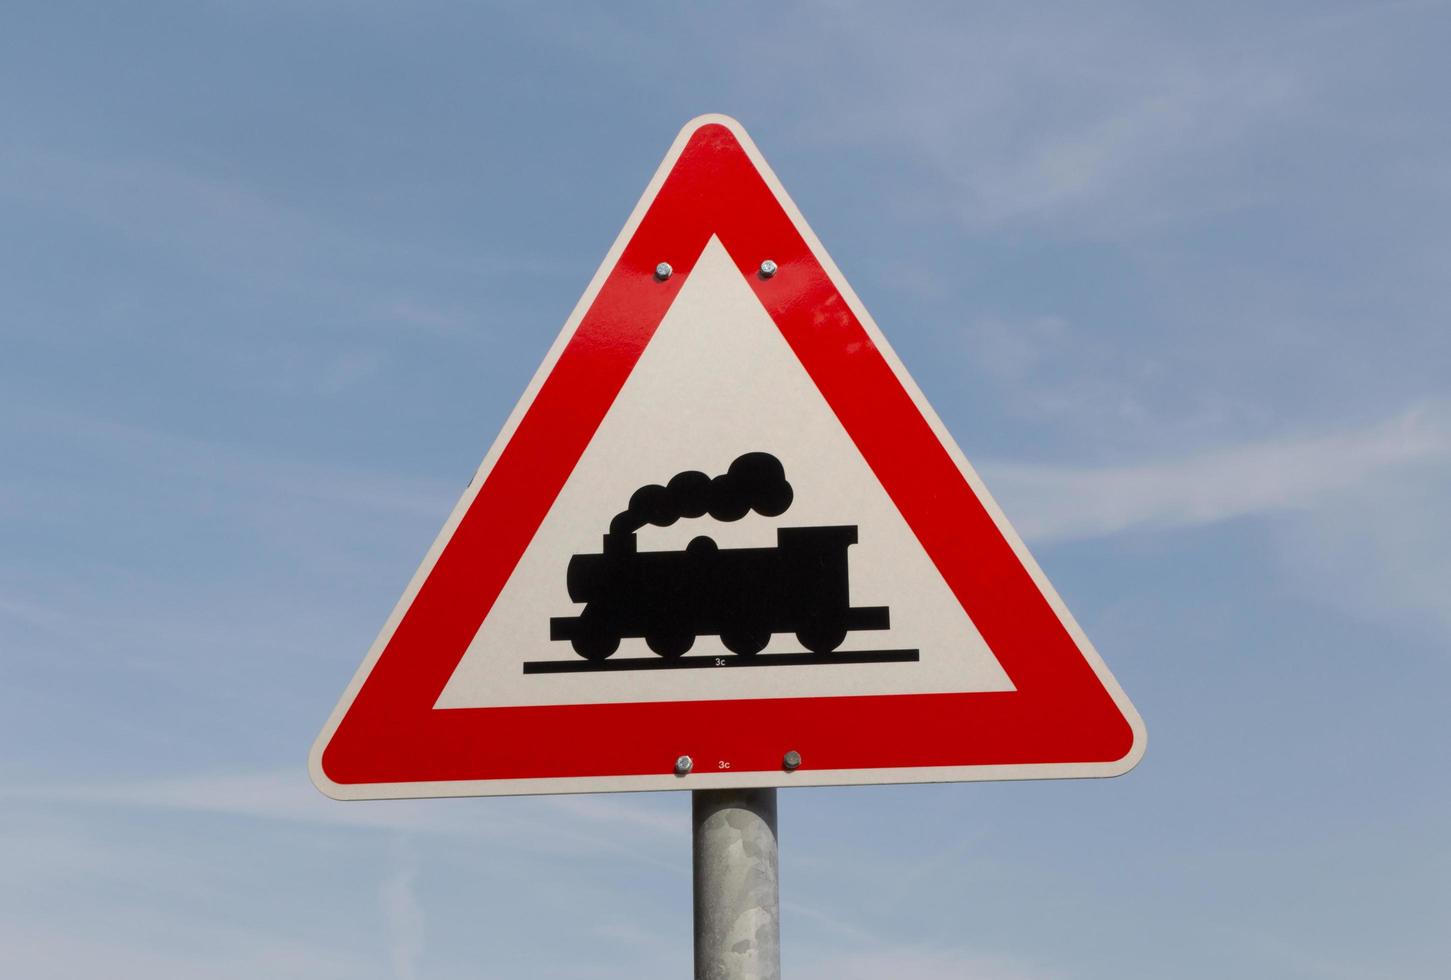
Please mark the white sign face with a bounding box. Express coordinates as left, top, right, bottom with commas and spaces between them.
436, 238, 1013, 711
310, 115, 1145, 800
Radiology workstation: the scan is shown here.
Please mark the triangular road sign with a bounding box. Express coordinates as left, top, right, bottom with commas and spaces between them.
310, 115, 1145, 799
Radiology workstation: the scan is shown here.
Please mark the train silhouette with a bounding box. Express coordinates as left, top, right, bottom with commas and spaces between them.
549, 453, 890, 661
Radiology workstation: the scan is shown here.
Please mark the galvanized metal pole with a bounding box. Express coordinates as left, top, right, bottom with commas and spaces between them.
692, 788, 780, 980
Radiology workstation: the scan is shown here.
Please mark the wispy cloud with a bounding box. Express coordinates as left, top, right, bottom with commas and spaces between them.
750, 5, 1302, 238
0, 920, 364, 980
0, 144, 351, 268
1274, 439, 1451, 639
955, 314, 1164, 436
381, 838, 425, 980
0, 409, 455, 530
982, 403, 1451, 641
793, 945, 1063, 980
0, 141, 536, 341
0, 409, 458, 596
0, 768, 688, 864
386, 300, 476, 337
982, 405, 1450, 543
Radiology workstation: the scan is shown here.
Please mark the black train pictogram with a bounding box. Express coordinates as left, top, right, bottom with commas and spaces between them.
549, 452, 890, 661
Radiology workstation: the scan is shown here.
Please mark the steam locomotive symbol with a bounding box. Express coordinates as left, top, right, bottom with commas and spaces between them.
548, 453, 890, 662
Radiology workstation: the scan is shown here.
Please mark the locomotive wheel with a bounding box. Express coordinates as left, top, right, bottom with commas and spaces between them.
571, 631, 619, 661
571, 607, 619, 661
646, 633, 695, 659
796, 626, 847, 655
722, 631, 769, 656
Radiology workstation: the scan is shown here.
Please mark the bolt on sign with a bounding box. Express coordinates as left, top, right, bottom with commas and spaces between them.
310, 115, 1145, 799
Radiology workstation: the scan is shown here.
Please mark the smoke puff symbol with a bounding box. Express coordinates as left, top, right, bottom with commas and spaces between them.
609, 452, 794, 534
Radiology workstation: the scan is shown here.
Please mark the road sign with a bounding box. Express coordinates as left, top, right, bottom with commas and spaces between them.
310, 115, 1145, 799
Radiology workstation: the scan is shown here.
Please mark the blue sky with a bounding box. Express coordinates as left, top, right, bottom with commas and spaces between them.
3, 2, 1448, 977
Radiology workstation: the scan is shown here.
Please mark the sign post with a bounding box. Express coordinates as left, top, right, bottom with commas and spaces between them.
693, 788, 780, 980
310, 114, 1145, 978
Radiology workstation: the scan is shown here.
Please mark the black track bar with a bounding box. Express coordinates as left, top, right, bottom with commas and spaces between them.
522, 649, 920, 674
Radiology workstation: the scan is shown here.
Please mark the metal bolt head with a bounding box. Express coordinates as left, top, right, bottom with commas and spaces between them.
782, 750, 802, 772
655, 262, 673, 281
758, 259, 778, 279
674, 754, 693, 775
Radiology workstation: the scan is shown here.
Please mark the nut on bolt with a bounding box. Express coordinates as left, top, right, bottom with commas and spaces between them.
783, 750, 802, 772
674, 754, 693, 775
758, 259, 778, 279
655, 262, 673, 281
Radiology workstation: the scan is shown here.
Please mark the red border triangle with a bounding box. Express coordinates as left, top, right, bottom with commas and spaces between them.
313, 118, 1142, 795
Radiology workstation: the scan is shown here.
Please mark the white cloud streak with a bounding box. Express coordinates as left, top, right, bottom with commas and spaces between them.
381, 838, 425, 980
979, 403, 1451, 641
793, 945, 1063, 980
0, 768, 688, 862
751, 5, 1304, 238
0, 920, 364, 980
982, 405, 1450, 543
